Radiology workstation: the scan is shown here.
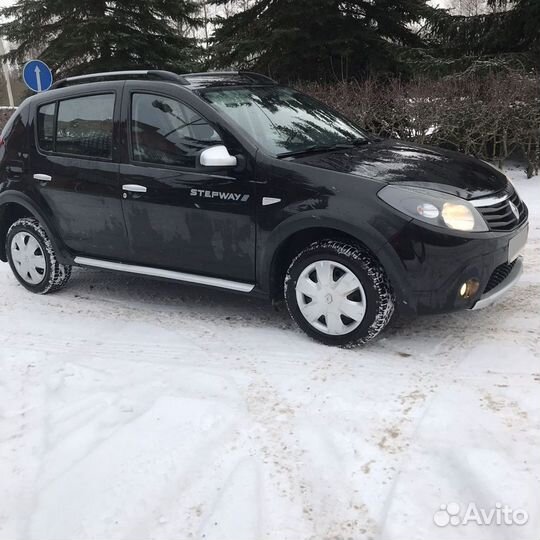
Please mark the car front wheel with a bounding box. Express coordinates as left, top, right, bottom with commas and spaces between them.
6, 217, 72, 294
285, 240, 395, 347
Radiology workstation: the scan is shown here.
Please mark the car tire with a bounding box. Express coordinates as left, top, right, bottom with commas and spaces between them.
285, 240, 395, 347
6, 217, 72, 294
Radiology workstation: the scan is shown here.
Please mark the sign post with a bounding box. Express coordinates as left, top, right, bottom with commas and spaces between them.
23, 60, 53, 93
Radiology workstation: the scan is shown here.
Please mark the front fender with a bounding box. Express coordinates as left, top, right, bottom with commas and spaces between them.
257, 210, 414, 312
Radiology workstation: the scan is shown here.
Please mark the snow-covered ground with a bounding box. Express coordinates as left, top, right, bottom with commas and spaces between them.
1, 168, 539, 540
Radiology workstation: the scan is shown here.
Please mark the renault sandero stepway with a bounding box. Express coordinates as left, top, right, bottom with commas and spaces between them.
0, 70, 529, 346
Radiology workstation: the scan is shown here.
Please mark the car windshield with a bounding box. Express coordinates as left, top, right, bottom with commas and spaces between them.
201, 86, 368, 157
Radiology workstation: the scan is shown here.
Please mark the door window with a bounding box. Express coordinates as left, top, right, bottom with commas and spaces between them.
37, 102, 56, 151
56, 94, 115, 159
131, 93, 222, 168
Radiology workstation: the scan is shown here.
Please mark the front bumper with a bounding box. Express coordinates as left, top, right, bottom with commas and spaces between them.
383, 219, 529, 315
471, 256, 523, 310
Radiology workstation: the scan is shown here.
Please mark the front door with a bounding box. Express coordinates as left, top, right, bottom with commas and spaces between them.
30, 88, 128, 260
119, 89, 256, 282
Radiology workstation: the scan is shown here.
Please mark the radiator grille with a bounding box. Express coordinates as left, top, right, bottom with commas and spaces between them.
475, 186, 527, 232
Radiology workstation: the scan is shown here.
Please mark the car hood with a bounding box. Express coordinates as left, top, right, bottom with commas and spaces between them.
294, 139, 508, 199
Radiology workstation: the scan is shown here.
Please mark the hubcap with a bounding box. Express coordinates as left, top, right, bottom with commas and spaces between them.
10, 231, 46, 285
295, 260, 367, 336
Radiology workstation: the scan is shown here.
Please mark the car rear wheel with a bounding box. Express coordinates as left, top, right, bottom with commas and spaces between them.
285, 240, 395, 347
6, 217, 71, 294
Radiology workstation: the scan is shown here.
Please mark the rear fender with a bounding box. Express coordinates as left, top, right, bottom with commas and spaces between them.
0, 191, 72, 264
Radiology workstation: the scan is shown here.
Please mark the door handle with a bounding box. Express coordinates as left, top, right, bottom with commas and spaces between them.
122, 184, 147, 194
34, 173, 52, 182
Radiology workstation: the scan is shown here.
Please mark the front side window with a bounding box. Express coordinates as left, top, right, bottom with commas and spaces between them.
202, 86, 368, 157
56, 94, 115, 159
37, 103, 56, 151
131, 93, 222, 168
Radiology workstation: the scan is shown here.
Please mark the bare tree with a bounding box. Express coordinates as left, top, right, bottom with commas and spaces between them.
447, 0, 512, 15
191, 0, 256, 50
448, 0, 488, 16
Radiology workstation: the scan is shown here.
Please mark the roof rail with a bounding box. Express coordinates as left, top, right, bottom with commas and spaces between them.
51, 70, 189, 89
181, 71, 278, 85
240, 71, 278, 84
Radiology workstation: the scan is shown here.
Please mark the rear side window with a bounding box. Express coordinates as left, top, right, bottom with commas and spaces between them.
37, 103, 56, 151
55, 94, 115, 159
131, 93, 221, 168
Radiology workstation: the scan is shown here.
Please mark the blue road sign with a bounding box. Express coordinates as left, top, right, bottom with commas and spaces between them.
23, 60, 53, 93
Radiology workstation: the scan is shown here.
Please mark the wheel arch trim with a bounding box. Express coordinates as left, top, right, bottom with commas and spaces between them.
258, 215, 408, 300
0, 191, 71, 263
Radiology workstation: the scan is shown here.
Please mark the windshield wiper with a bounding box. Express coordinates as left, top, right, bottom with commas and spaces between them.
277, 143, 352, 159
350, 138, 371, 146
277, 139, 370, 159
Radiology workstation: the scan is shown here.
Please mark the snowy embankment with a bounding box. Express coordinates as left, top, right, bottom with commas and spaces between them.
0, 168, 539, 540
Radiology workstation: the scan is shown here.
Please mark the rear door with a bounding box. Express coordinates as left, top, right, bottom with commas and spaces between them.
118, 83, 256, 282
30, 84, 128, 259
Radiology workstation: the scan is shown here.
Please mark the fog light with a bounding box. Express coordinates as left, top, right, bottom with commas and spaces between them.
459, 279, 480, 299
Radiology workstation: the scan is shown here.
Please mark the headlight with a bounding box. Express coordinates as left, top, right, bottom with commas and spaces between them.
378, 185, 488, 232
441, 203, 475, 231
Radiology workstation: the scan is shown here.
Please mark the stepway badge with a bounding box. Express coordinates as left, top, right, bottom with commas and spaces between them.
23, 60, 53, 93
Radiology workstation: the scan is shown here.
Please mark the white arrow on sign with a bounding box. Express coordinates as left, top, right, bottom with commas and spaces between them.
34, 65, 42, 92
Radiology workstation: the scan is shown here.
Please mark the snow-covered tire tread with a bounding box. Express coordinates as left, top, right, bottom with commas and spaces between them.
7, 217, 71, 294
284, 240, 395, 347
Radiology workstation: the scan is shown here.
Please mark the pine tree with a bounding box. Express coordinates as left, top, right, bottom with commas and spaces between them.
0, 0, 201, 78
209, 0, 437, 81
429, 0, 540, 73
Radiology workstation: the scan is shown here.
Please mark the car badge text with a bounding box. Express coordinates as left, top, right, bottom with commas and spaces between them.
190, 189, 250, 202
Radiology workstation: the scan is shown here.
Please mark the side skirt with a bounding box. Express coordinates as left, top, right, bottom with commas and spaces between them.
74, 256, 255, 293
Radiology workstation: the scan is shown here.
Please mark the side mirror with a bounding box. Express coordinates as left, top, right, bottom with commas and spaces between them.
200, 145, 237, 168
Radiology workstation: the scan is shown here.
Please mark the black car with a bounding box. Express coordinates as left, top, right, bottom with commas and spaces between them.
0, 70, 529, 346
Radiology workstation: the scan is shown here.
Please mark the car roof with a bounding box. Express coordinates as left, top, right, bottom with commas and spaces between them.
181, 72, 277, 89
50, 70, 278, 92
